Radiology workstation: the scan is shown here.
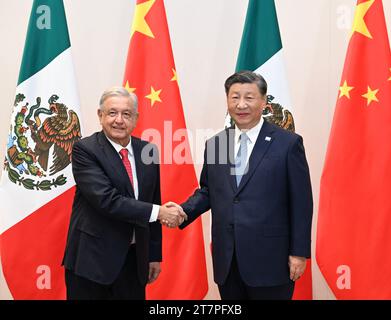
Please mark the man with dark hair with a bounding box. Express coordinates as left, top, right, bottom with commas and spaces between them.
176, 70, 313, 299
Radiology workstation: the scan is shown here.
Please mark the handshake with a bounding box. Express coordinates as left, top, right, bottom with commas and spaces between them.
157, 202, 187, 228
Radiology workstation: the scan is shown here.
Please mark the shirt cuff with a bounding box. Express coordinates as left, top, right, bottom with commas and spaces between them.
150, 204, 160, 222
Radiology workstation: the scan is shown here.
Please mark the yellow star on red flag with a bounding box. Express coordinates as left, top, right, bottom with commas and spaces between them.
145, 86, 162, 106
171, 68, 178, 82
351, 0, 375, 39
131, 0, 156, 39
124, 81, 136, 93
339, 80, 354, 99
362, 86, 379, 106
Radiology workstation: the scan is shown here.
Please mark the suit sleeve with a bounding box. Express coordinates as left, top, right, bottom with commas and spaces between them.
149, 149, 162, 262
179, 143, 211, 229
287, 136, 313, 257
71, 140, 152, 227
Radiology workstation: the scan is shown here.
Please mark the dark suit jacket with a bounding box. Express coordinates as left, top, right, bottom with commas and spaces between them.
181, 121, 313, 287
63, 131, 162, 286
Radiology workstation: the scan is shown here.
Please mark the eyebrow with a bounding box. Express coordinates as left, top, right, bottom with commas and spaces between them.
107, 108, 133, 112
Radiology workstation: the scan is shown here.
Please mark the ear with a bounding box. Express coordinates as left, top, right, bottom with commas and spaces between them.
97, 109, 103, 123
261, 95, 267, 109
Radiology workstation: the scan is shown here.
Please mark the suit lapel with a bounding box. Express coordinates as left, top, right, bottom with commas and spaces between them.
97, 131, 135, 197
236, 121, 275, 194
222, 127, 238, 193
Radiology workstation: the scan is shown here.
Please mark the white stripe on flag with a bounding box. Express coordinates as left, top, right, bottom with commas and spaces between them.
254, 49, 292, 110
0, 48, 81, 234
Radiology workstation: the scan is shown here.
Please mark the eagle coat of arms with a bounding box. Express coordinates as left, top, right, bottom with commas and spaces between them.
3, 94, 82, 191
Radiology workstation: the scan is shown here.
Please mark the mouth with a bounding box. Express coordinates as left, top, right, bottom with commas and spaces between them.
236, 113, 250, 118
112, 127, 126, 131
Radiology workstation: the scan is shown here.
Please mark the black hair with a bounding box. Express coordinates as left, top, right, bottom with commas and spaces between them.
224, 70, 267, 96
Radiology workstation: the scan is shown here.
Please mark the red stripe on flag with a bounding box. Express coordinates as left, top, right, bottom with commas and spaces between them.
0, 187, 75, 299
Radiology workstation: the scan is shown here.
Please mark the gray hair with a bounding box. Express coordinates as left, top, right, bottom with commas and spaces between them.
99, 86, 138, 112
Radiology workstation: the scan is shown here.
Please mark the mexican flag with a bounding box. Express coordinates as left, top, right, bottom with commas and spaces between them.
0, 0, 82, 299
232, 0, 312, 299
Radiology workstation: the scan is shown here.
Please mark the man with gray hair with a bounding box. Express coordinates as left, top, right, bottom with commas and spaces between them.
62, 86, 186, 299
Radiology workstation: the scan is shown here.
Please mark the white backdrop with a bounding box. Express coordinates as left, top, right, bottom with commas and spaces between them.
1, 0, 390, 300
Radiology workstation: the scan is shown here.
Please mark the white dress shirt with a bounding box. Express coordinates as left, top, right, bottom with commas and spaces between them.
106, 136, 159, 243
234, 118, 264, 167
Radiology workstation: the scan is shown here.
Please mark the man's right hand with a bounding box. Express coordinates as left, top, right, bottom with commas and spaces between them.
158, 202, 187, 228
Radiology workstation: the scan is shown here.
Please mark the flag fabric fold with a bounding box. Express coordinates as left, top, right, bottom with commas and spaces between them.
123, 0, 208, 299
235, 0, 312, 299
316, 0, 391, 299
0, 0, 82, 299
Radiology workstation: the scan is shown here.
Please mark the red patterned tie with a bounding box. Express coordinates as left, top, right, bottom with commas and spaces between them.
119, 148, 134, 187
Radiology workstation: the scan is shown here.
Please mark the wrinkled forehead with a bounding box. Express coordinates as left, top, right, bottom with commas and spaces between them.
102, 96, 134, 111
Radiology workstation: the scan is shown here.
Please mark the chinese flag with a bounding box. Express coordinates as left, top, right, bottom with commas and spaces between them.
316, 0, 391, 299
123, 0, 208, 299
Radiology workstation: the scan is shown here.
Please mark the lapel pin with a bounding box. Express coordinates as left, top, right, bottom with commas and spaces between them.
265, 136, 272, 142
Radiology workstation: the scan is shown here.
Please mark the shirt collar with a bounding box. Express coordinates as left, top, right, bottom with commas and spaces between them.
105, 135, 133, 156
235, 117, 264, 145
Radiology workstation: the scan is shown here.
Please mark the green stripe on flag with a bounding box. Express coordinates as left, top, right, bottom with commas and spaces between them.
236, 0, 282, 72
18, 0, 70, 85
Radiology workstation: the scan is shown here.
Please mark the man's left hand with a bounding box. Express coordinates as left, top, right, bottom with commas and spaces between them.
288, 256, 306, 281
148, 262, 161, 284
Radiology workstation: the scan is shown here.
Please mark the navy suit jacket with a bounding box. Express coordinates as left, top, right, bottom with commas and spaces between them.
63, 131, 162, 286
181, 121, 313, 287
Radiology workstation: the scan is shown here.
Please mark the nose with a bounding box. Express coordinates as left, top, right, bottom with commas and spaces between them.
114, 113, 125, 123
237, 97, 247, 109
